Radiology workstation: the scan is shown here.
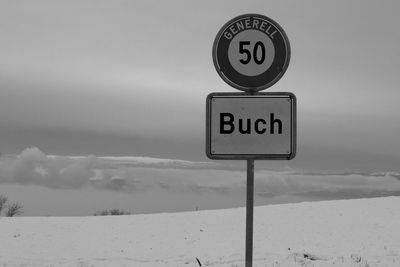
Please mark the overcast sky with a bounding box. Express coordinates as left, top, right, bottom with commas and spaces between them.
0, 0, 399, 172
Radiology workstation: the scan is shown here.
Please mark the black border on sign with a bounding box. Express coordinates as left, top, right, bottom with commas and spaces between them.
212, 14, 291, 92
205, 92, 296, 160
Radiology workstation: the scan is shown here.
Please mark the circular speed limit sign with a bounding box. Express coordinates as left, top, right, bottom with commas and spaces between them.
212, 14, 290, 92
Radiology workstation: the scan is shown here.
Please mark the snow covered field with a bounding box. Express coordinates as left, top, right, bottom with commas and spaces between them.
1, 197, 399, 266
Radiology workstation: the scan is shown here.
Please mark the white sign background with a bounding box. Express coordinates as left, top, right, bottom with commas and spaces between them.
206, 93, 296, 159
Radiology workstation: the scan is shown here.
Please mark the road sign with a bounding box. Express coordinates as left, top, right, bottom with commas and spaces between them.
209, 14, 294, 267
206, 92, 296, 160
212, 14, 290, 92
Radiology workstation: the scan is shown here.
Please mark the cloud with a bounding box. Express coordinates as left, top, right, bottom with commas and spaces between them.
1, 147, 400, 202
0, 147, 223, 191
254, 170, 400, 200
0, 147, 95, 189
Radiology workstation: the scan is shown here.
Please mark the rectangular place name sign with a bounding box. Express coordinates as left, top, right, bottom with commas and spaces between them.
206, 92, 296, 160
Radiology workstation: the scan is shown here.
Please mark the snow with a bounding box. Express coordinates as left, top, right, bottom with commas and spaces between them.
1, 197, 400, 266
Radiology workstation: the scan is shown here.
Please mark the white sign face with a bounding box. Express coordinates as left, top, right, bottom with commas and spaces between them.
206, 92, 296, 160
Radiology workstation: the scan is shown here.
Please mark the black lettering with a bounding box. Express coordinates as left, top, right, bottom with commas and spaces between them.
239, 118, 251, 134
270, 113, 282, 134
239, 41, 251, 64
255, 119, 266, 134
253, 42, 265, 64
220, 113, 234, 134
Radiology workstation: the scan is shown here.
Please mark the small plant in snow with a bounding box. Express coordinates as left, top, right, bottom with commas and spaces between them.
94, 209, 130, 216
0, 194, 8, 214
94, 210, 110, 216
6, 202, 23, 217
109, 209, 130, 215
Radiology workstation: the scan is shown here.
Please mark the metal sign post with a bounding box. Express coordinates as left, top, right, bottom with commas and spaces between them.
206, 92, 296, 267
208, 14, 295, 266
246, 159, 254, 267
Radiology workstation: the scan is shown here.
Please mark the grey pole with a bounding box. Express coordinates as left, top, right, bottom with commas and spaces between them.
246, 159, 254, 267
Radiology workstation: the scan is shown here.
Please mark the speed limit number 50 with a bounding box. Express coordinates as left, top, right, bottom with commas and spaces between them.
212, 14, 290, 92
